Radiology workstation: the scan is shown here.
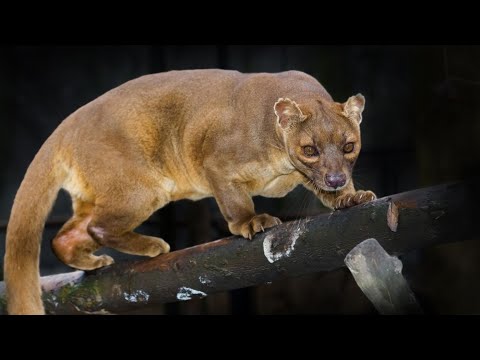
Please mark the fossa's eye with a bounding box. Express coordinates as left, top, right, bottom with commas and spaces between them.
343, 142, 354, 153
303, 146, 318, 157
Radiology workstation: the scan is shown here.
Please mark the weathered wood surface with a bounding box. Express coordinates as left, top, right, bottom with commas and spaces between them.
0, 182, 474, 314
345, 238, 423, 315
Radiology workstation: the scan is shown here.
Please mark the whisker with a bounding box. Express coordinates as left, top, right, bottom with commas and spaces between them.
266, 142, 284, 152
287, 182, 314, 232
328, 209, 335, 220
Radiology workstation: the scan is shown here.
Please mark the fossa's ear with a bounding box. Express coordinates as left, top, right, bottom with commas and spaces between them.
343, 93, 365, 124
274, 98, 307, 129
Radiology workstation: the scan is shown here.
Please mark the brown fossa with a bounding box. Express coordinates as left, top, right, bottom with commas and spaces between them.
4, 69, 376, 314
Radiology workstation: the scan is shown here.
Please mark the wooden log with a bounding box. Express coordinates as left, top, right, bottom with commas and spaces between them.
0, 182, 474, 314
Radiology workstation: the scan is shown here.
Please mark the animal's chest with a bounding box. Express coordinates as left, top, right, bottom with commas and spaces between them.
253, 171, 302, 198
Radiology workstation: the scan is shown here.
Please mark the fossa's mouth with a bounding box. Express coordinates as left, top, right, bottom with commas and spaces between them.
318, 183, 348, 192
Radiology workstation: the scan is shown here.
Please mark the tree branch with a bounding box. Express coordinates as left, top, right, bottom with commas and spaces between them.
0, 182, 475, 314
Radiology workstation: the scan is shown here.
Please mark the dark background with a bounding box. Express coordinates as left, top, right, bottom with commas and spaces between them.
0, 45, 479, 314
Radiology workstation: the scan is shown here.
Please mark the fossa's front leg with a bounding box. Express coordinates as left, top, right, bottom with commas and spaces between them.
208, 176, 281, 239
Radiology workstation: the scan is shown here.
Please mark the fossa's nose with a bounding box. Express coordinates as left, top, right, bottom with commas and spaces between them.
325, 173, 346, 189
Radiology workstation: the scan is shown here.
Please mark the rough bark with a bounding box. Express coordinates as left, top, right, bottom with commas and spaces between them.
0, 182, 474, 314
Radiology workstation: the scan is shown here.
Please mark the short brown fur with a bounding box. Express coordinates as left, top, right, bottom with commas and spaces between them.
4, 69, 375, 314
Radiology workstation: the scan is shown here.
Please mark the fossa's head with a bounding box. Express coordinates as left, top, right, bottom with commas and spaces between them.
274, 94, 365, 192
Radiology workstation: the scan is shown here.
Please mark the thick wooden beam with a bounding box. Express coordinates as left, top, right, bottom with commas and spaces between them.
0, 182, 474, 314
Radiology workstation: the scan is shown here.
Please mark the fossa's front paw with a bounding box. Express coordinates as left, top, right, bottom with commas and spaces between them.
230, 214, 282, 240
334, 190, 376, 209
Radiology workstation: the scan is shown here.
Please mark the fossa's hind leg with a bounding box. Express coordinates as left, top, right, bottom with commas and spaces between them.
52, 200, 114, 270
70, 151, 172, 259
86, 179, 170, 257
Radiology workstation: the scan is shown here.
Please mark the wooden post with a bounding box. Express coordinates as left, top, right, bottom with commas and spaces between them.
345, 238, 422, 314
